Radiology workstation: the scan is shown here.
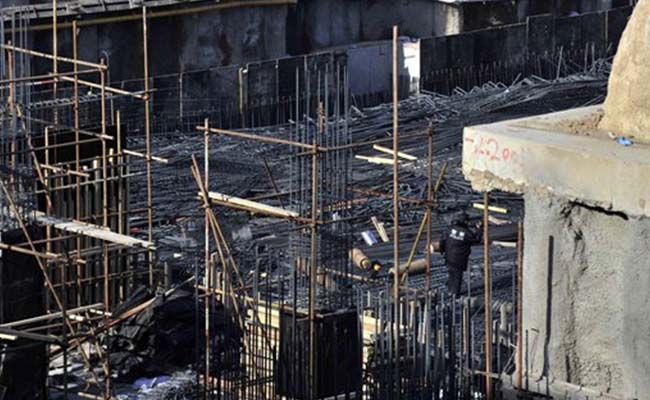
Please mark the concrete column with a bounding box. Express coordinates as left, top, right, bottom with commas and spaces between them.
463, 105, 650, 399
522, 190, 650, 396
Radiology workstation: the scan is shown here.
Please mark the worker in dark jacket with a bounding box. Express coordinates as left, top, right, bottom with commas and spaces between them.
440, 212, 482, 296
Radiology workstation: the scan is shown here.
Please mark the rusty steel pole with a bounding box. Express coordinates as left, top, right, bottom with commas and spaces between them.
392, 25, 401, 399
203, 118, 210, 398
483, 192, 492, 400
308, 124, 319, 400
142, 6, 155, 287
517, 220, 524, 390
425, 122, 433, 290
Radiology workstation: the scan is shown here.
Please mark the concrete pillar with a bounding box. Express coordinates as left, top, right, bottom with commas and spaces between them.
522, 190, 650, 396
463, 105, 650, 399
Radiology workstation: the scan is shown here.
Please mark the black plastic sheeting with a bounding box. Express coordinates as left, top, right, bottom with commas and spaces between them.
109, 286, 242, 382
276, 309, 362, 400
0, 226, 47, 400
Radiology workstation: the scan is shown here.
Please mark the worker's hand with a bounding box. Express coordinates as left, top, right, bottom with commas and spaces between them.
475, 220, 483, 229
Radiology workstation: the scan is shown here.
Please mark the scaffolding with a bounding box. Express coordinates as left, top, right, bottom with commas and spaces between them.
181, 26, 526, 400
0, 6, 160, 399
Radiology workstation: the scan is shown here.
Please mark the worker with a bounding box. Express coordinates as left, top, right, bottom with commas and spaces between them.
439, 211, 482, 297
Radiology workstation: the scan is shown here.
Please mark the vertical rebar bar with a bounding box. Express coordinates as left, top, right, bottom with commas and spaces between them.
308, 104, 319, 400
142, 6, 154, 287
72, 20, 83, 307
483, 192, 492, 400
392, 25, 401, 399
517, 220, 524, 390
52, 0, 58, 125
203, 118, 210, 399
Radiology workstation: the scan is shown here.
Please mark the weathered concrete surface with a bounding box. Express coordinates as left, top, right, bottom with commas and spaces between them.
347, 39, 420, 98
463, 104, 650, 398
599, 0, 650, 142
31, 5, 286, 116
293, 0, 439, 52
463, 105, 650, 218
33, 5, 288, 79
432, 3, 463, 36
522, 191, 650, 399
179, 6, 287, 71
290, 0, 543, 54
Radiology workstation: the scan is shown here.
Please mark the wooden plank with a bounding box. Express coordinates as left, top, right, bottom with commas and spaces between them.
0, 241, 61, 260
373, 144, 418, 160
473, 203, 508, 214
355, 155, 398, 165
122, 149, 168, 164
371, 216, 390, 242
200, 191, 299, 218
33, 211, 156, 250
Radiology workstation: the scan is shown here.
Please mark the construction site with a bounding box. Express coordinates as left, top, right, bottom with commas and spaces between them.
0, 0, 647, 399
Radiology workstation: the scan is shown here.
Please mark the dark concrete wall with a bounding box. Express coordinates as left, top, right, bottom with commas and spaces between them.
4, 1, 633, 130
286, 0, 553, 54
39, 5, 629, 129
287, 0, 438, 54
29, 5, 288, 80
420, 5, 634, 93
462, 2, 520, 32
286, 0, 624, 55
10, 0, 626, 84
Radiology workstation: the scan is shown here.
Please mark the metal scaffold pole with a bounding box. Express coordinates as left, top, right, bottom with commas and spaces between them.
484, 191, 492, 400
142, 6, 155, 288
392, 24, 401, 400
517, 220, 524, 391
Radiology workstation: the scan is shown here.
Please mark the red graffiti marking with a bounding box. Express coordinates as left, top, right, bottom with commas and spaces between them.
487, 138, 500, 161
466, 133, 523, 169
502, 147, 511, 161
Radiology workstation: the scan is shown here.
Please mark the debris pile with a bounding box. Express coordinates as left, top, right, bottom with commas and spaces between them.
109, 286, 242, 382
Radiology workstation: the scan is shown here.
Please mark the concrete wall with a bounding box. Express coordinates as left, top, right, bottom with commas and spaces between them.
463, 104, 650, 399
287, 0, 440, 54
432, 3, 463, 36
285, 0, 562, 54
80, 5, 631, 129
228, 4, 634, 118
461, 2, 519, 32
30, 5, 288, 80
178, 6, 287, 72
523, 191, 650, 399
346, 39, 420, 100
554, 0, 616, 14
421, 6, 634, 93
346, 42, 392, 99
12, 2, 634, 130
